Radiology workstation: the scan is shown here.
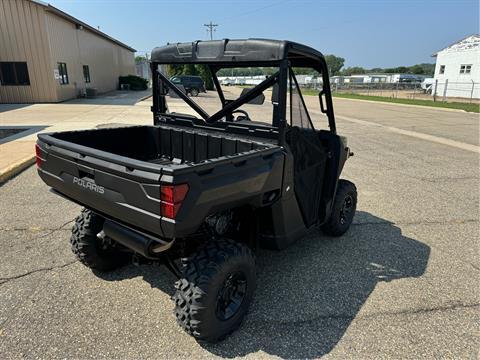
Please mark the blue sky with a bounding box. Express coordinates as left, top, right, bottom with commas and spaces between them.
48, 0, 479, 68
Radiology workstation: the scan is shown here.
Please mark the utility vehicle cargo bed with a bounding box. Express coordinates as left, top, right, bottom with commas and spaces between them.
49, 125, 271, 167
36, 125, 284, 239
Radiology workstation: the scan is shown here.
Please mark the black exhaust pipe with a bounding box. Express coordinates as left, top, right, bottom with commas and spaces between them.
102, 220, 172, 259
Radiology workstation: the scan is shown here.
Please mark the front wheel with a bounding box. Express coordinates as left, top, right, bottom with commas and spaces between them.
321, 179, 357, 236
189, 88, 199, 97
173, 239, 256, 343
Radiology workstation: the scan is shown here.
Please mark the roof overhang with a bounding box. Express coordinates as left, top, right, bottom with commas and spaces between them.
30, 0, 136, 52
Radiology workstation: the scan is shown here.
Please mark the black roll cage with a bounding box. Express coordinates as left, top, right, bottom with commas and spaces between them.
151, 41, 337, 144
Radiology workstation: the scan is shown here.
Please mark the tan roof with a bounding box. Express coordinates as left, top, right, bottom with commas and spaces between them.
30, 0, 136, 52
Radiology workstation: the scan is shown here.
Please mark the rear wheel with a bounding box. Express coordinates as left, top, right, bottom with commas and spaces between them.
70, 208, 130, 271
173, 238, 256, 343
321, 179, 357, 236
189, 88, 199, 97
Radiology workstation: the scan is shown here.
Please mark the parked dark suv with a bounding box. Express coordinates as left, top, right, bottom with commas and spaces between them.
170, 75, 206, 96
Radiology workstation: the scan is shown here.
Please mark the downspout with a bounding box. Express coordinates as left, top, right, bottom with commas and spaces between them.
75, 24, 85, 97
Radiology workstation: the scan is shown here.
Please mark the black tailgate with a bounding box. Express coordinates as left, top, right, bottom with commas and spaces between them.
36, 140, 162, 235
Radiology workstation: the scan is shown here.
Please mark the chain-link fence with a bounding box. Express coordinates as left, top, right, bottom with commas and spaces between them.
430, 80, 479, 103
326, 80, 479, 104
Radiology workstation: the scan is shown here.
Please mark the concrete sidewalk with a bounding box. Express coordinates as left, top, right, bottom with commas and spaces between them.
0, 139, 36, 183
0, 90, 151, 183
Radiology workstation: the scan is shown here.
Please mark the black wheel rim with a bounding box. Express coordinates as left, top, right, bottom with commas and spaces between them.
340, 195, 354, 225
216, 272, 247, 321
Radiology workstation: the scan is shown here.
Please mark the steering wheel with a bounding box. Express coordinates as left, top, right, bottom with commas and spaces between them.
231, 109, 251, 122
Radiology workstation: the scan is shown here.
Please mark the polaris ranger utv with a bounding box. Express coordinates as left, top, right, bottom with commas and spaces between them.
36, 39, 357, 342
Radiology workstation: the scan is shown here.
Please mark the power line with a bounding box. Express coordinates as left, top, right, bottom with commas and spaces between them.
220, 0, 288, 21
203, 21, 218, 40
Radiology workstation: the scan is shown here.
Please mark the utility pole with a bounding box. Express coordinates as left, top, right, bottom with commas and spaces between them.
203, 21, 218, 40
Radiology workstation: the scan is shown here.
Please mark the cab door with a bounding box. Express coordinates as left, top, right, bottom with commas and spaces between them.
285, 69, 328, 227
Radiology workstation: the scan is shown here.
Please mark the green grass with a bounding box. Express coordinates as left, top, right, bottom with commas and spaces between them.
330, 92, 480, 113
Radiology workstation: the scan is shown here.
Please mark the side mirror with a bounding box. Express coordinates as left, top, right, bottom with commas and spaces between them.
240, 88, 265, 105
318, 90, 327, 113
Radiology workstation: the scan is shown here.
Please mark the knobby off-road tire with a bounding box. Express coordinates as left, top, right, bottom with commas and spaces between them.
173, 238, 256, 343
70, 208, 130, 271
321, 179, 357, 236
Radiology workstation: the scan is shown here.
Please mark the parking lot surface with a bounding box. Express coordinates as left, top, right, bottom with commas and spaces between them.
0, 94, 479, 358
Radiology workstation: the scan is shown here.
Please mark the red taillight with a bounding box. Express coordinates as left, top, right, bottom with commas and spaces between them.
160, 202, 182, 219
160, 184, 189, 219
35, 144, 44, 168
161, 184, 189, 203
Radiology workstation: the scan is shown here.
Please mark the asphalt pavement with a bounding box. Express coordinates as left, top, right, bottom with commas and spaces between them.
0, 96, 478, 359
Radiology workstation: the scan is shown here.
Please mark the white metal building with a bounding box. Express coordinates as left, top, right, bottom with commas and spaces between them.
331, 74, 428, 85
432, 34, 480, 99
217, 75, 268, 86
0, 0, 136, 103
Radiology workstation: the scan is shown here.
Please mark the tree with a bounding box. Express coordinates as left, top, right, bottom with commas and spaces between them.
195, 64, 214, 90
166, 64, 184, 77
183, 64, 197, 75
292, 67, 318, 76
324, 54, 345, 76
340, 66, 366, 76
410, 64, 424, 74
344, 63, 435, 76
415, 63, 435, 76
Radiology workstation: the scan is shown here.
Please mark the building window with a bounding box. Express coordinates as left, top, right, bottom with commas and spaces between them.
58, 62, 69, 85
439, 65, 445, 74
460, 64, 472, 74
0, 62, 30, 86
83, 65, 91, 83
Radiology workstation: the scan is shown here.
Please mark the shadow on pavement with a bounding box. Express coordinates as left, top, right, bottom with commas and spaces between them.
0, 104, 32, 113
0, 125, 48, 145
95, 211, 430, 358
95, 261, 176, 297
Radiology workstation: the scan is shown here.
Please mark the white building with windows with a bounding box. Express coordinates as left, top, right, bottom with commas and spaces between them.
432, 34, 480, 99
